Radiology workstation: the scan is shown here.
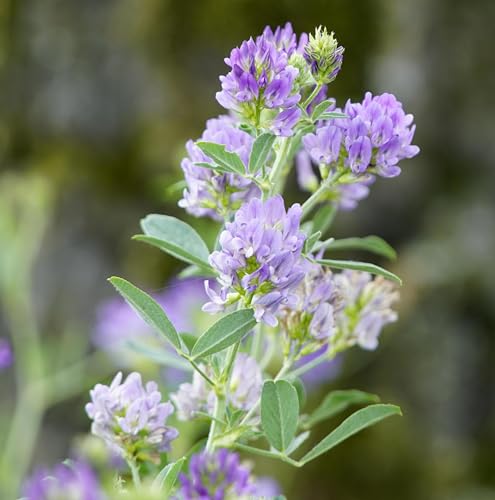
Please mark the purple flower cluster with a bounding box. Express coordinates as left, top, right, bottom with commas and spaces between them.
278, 262, 339, 346
179, 116, 260, 220
22, 461, 104, 500
85, 372, 178, 462
216, 23, 304, 136
172, 353, 262, 421
334, 271, 399, 350
177, 449, 254, 500
0, 337, 13, 371
204, 196, 306, 326
303, 91, 419, 178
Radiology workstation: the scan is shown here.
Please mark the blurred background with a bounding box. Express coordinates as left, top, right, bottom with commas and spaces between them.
1, 0, 494, 498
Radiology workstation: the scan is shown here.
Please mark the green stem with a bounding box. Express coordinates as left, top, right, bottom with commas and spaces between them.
127, 459, 142, 488
233, 443, 302, 468
301, 171, 343, 219
268, 138, 291, 195
286, 349, 333, 379
250, 323, 263, 361
185, 356, 217, 388
302, 83, 323, 110
222, 341, 240, 382
205, 394, 226, 452
0, 291, 44, 498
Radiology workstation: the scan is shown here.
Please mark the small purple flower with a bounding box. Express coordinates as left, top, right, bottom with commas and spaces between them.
0, 338, 13, 371
278, 262, 339, 351
178, 449, 255, 500
204, 196, 306, 327
22, 461, 105, 500
179, 116, 260, 220
270, 106, 301, 137
172, 354, 262, 421
303, 122, 343, 165
334, 271, 399, 350
85, 372, 178, 462
216, 24, 304, 135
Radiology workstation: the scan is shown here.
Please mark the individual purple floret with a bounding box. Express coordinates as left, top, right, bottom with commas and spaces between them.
260, 21, 301, 55
334, 271, 399, 350
179, 116, 259, 220
278, 262, 339, 350
85, 372, 178, 463
177, 449, 254, 500
172, 353, 262, 420
204, 196, 306, 327
93, 278, 206, 370
216, 24, 303, 135
0, 337, 13, 371
22, 460, 105, 500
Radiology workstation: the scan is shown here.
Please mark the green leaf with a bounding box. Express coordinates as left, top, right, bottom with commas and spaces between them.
317, 259, 402, 285
191, 309, 256, 359
312, 203, 337, 237
318, 111, 348, 120
300, 404, 402, 464
152, 457, 185, 494
302, 390, 379, 429
317, 236, 397, 260
261, 380, 300, 452
248, 132, 276, 174
311, 98, 336, 120
196, 141, 246, 174
126, 340, 191, 371
304, 230, 321, 254
135, 214, 211, 270
108, 277, 182, 351
192, 161, 234, 175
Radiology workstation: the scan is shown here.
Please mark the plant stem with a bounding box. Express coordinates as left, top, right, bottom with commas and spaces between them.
205, 394, 225, 452
268, 138, 290, 195
250, 323, 263, 361
222, 341, 240, 383
302, 83, 323, 110
127, 459, 142, 488
301, 171, 343, 219
184, 356, 217, 388
286, 349, 333, 379
233, 443, 302, 468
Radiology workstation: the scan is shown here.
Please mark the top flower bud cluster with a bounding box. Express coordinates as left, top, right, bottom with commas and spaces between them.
216, 22, 344, 135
